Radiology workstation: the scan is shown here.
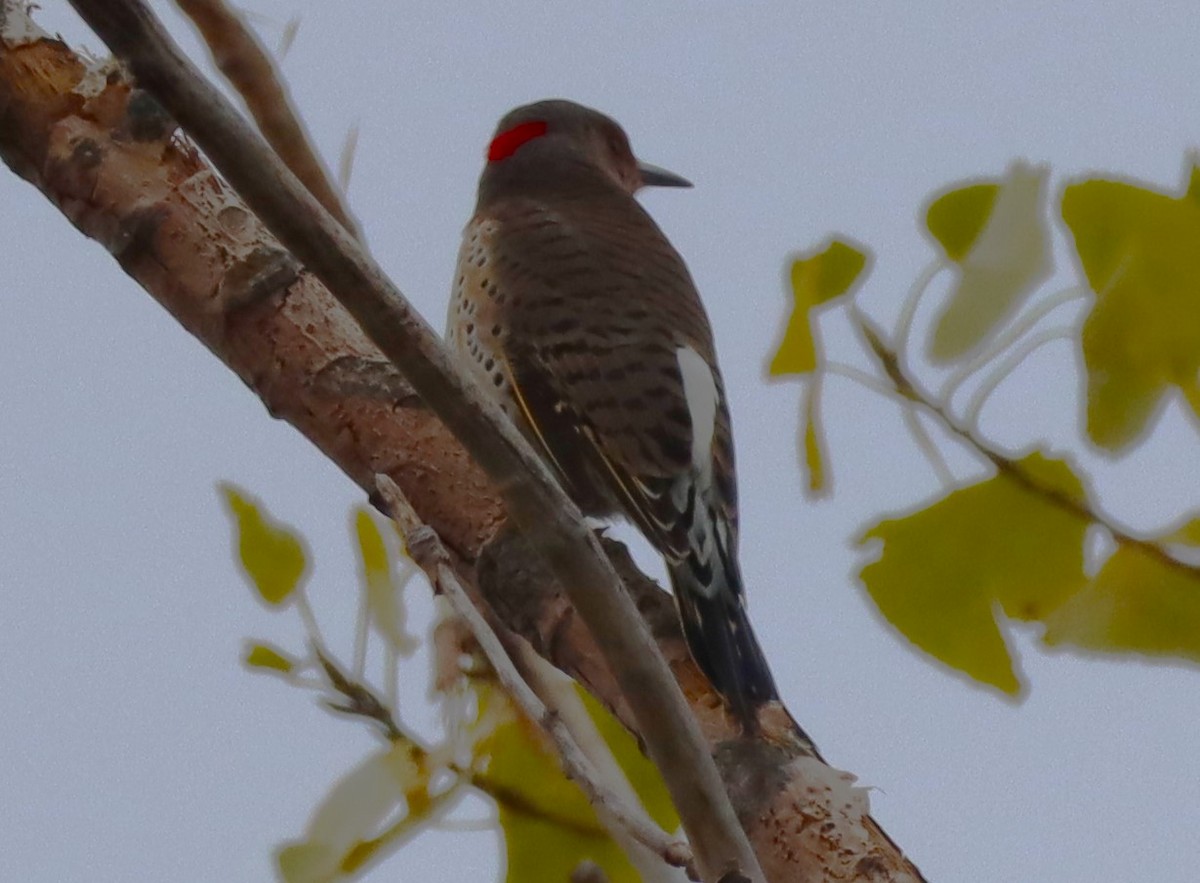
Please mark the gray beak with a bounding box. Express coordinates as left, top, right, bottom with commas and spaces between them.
637, 161, 693, 188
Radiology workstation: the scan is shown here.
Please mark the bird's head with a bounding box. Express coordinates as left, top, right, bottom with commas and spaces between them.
479, 99, 691, 198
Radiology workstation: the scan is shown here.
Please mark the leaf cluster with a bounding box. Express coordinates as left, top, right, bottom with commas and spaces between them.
770, 161, 1200, 695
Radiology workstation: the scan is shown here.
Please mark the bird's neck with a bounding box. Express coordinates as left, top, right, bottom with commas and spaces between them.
476, 150, 627, 211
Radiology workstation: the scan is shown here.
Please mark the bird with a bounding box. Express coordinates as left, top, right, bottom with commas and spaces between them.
447, 99, 779, 728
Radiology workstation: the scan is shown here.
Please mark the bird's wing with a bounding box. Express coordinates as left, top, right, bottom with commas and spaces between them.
488, 197, 739, 562
504, 342, 693, 561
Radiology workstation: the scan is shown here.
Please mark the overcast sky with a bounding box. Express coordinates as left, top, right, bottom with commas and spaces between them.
3, 2, 1199, 881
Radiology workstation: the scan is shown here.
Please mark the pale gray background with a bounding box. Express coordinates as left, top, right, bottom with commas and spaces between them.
3, 2, 1199, 881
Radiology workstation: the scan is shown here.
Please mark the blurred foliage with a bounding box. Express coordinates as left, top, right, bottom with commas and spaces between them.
484, 704, 637, 883
220, 483, 308, 606
771, 159, 1200, 696
858, 453, 1088, 694
1062, 171, 1200, 450
221, 496, 678, 882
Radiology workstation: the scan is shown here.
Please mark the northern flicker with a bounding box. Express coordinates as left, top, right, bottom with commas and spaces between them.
448, 99, 779, 727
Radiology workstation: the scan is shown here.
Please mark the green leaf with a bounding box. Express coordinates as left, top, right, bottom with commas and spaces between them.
925, 162, 1052, 362
277, 843, 337, 883
243, 641, 296, 674
1061, 166, 1200, 451
1043, 544, 1200, 662
801, 384, 829, 496
219, 483, 308, 606
354, 508, 418, 655
769, 238, 869, 376
856, 453, 1088, 695
1164, 515, 1200, 546
576, 687, 678, 833
925, 183, 999, 261
481, 714, 640, 883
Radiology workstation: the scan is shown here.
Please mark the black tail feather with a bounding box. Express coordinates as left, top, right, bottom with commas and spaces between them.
668, 558, 779, 729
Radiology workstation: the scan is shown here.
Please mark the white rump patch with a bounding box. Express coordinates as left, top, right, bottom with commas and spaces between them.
676, 345, 718, 474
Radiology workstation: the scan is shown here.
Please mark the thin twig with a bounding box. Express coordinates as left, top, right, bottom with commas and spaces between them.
172, 0, 361, 239
825, 357, 955, 485
293, 587, 333, 665
351, 576, 370, 680
313, 646, 627, 838
902, 403, 956, 487
962, 326, 1074, 430
851, 311, 1199, 579
66, 4, 759, 878
315, 645, 404, 742
338, 122, 360, 195
894, 259, 941, 366
822, 361, 899, 400
375, 474, 696, 877
509, 641, 689, 883
938, 285, 1086, 404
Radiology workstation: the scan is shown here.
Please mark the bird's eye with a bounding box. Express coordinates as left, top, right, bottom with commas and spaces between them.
605, 132, 627, 159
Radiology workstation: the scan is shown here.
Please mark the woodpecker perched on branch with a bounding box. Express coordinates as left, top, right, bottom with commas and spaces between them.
448, 99, 779, 727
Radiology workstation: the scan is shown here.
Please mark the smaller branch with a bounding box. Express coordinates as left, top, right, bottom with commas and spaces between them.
822, 361, 899, 401
851, 310, 1200, 579
466, 768, 612, 838
293, 588, 333, 665
376, 475, 696, 878
938, 285, 1086, 405
510, 641, 689, 883
67, 3, 756, 874
314, 645, 618, 838
961, 326, 1073, 430
338, 122, 360, 194
902, 405, 956, 487
383, 644, 400, 715
314, 645, 404, 742
277, 16, 300, 58
820, 360, 953, 486
172, 0, 361, 239
351, 578, 370, 680
893, 259, 942, 365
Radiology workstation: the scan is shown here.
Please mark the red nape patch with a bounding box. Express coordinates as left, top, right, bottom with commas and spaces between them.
487, 120, 548, 162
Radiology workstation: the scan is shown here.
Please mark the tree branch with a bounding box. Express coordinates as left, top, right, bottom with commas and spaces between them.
852, 308, 1200, 579
0, 8, 926, 879
172, 0, 361, 240
376, 474, 695, 878
61, 1, 761, 879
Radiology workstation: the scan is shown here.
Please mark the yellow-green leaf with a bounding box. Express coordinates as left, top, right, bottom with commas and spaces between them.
482, 714, 639, 883
277, 843, 337, 883
1042, 544, 1200, 662
354, 509, 418, 656
219, 484, 308, 606
1164, 515, 1200, 547
276, 743, 426, 883
769, 238, 869, 376
577, 687, 678, 833
1061, 166, 1200, 451
925, 162, 1052, 362
243, 641, 296, 674
925, 183, 999, 261
802, 383, 829, 496
856, 453, 1088, 695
